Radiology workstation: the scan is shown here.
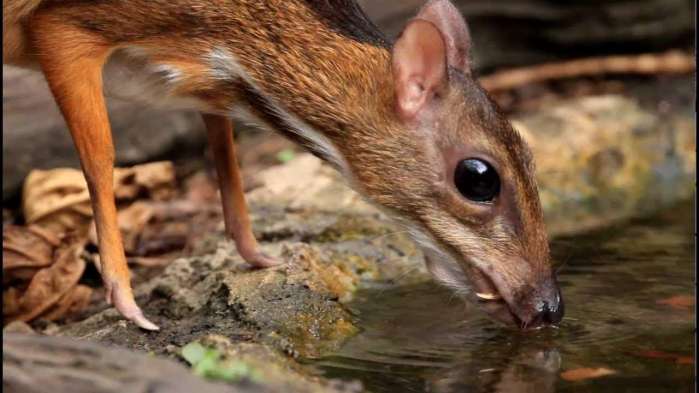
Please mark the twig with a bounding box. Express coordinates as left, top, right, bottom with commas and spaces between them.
479, 50, 695, 92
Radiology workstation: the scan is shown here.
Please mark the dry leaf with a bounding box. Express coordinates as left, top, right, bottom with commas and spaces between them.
633, 350, 694, 365
119, 202, 156, 253
560, 367, 617, 381
23, 162, 176, 236
88, 200, 198, 257
88, 201, 156, 254
4, 236, 86, 324
22, 169, 93, 235
3, 225, 60, 270
22, 169, 91, 223
3, 267, 41, 285
114, 161, 176, 201
3, 287, 23, 317
40, 285, 93, 322
656, 295, 694, 309
7, 161, 177, 326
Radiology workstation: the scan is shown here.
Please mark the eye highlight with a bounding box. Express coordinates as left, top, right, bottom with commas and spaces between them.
454, 158, 500, 202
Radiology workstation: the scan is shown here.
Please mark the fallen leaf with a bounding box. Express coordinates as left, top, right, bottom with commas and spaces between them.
3, 287, 23, 317
88, 200, 202, 257
3, 267, 41, 285
635, 350, 679, 359
114, 161, 176, 201
656, 295, 694, 310
22, 169, 90, 221
89, 201, 156, 254
4, 236, 86, 324
6, 161, 178, 327
40, 285, 93, 322
22, 169, 93, 235
560, 367, 617, 382
23, 162, 176, 236
180, 342, 262, 383
633, 350, 694, 365
3, 225, 60, 270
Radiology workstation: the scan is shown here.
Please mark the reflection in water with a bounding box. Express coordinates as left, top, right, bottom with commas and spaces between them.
430, 337, 562, 393
311, 201, 694, 393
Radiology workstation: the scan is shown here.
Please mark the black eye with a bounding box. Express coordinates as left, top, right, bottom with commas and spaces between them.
454, 158, 500, 202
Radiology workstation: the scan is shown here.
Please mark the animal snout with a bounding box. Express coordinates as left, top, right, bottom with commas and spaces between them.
470, 266, 564, 330
527, 286, 564, 328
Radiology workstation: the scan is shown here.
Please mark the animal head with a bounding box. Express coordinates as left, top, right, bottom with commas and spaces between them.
346, 0, 563, 329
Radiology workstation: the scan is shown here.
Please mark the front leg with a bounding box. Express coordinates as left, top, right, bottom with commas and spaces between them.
32, 18, 158, 330
201, 114, 280, 268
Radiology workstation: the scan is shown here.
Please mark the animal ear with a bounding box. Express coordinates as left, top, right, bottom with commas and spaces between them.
392, 19, 447, 121
415, 0, 472, 74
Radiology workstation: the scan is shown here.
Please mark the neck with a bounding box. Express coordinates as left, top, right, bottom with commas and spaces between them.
202, 1, 394, 169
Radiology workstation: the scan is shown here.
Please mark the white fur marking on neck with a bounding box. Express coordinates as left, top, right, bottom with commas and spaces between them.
204, 47, 349, 175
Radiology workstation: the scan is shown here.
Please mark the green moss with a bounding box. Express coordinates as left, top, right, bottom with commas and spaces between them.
312, 215, 391, 243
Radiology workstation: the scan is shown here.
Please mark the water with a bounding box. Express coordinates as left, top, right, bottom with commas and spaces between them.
311, 201, 695, 392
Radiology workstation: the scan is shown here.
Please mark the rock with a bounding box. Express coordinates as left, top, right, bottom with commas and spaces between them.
513, 94, 695, 235
2, 321, 35, 335
51, 238, 391, 392
50, 163, 429, 392
194, 335, 363, 393
2, 66, 207, 202
3, 332, 242, 393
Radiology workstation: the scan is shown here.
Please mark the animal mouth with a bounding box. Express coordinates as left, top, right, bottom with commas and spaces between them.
475, 291, 501, 301
466, 265, 564, 330
423, 251, 563, 329
466, 266, 522, 328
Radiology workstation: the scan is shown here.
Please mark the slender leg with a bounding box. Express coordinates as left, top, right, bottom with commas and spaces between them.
202, 114, 279, 267
32, 21, 158, 330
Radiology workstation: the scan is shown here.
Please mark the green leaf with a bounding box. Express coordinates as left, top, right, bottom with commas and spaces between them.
193, 351, 220, 377
276, 149, 296, 163
181, 342, 262, 383
181, 342, 207, 366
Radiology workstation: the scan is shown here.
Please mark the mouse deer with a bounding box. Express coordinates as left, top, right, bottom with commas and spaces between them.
3, 0, 563, 330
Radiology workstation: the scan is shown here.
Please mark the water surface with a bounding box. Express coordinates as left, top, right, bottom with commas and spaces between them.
311, 201, 695, 392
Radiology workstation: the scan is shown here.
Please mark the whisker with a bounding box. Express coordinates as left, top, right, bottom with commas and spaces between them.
373, 264, 423, 297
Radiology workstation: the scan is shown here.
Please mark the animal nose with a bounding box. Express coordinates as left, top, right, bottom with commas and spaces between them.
541, 289, 564, 324
528, 287, 564, 328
